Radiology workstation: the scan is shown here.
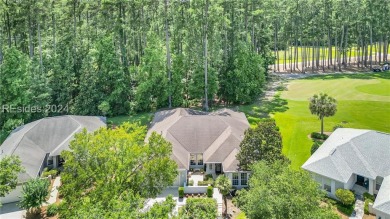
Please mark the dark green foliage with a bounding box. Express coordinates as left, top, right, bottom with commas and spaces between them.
73, 36, 131, 116
311, 132, 329, 140
0, 156, 24, 202
219, 42, 266, 104
311, 142, 321, 154
363, 192, 375, 201
237, 161, 339, 219
19, 178, 50, 211
237, 119, 288, 170
333, 124, 344, 131
207, 186, 213, 198
179, 187, 184, 198
59, 123, 178, 218
335, 189, 355, 206
178, 198, 217, 219
46, 204, 58, 217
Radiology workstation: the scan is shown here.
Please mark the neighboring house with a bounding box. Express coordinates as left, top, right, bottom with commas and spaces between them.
0, 115, 106, 204
146, 108, 250, 189
302, 128, 390, 219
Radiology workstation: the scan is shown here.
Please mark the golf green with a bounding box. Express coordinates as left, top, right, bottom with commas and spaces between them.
273, 73, 390, 169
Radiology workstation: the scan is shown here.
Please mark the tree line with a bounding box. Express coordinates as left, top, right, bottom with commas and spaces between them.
271, 0, 390, 72
0, 0, 275, 135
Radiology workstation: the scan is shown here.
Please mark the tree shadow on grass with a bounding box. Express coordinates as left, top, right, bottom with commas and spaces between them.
247, 95, 289, 118
302, 72, 390, 80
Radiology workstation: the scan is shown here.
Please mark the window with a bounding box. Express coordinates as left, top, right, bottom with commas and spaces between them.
241, 173, 248, 186
232, 173, 239, 186
47, 157, 53, 165
324, 184, 331, 192
190, 154, 196, 165
209, 164, 213, 170
197, 154, 203, 165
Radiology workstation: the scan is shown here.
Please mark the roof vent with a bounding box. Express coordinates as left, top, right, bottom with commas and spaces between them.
330, 148, 336, 155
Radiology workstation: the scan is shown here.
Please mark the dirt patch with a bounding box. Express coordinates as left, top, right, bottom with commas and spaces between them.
222, 196, 243, 219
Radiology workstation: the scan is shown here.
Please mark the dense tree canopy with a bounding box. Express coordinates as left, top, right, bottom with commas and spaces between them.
236, 119, 288, 170
59, 123, 178, 218
0, 0, 274, 136
0, 155, 24, 206
236, 161, 340, 219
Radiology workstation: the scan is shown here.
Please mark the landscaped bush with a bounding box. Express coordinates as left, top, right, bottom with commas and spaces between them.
178, 187, 184, 198
207, 186, 213, 198
198, 180, 213, 186
363, 192, 375, 201
311, 132, 328, 140
335, 189, 355, 206
188, 180, 194, 186
311, 142, 321, 154
46, 203, 59, 217
363, 192, 375, 214
204, 174, 213, 181
41, 169, 58, 178
333, 124, 344, 131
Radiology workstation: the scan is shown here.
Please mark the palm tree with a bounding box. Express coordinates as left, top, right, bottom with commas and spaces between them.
309, 93, 337, 135
215, 175, 231, 217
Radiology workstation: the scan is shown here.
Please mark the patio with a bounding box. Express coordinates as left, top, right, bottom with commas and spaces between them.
143, 187, 223, 217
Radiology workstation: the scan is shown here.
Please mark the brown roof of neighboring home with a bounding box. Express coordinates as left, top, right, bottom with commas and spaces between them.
146, 108, 249, 171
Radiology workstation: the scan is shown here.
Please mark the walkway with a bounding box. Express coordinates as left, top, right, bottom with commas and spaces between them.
43, 176, 61, 206
0, 202, 25, 219
349, 199, 364, 219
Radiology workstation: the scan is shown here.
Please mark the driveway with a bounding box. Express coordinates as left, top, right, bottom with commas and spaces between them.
0, 202, 25, 219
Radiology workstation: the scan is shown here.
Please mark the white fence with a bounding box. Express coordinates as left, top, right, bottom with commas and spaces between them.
184, 186, 208, 194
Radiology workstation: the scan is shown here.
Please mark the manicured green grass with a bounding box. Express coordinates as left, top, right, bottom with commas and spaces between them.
273, 73, 390, 169
107, 112, 153, 127
276, 46, 381, 64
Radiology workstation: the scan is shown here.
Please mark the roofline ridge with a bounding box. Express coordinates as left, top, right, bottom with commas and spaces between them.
349, 140, 377, 179
9, 119, 43, 155
203, 126, 232, 161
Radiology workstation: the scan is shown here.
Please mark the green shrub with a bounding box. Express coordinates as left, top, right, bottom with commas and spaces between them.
311, 132, 328, 140
46, 204, 58, 216
335, 189, 355, 206
333, 124, 344, 131
41, 169, 58, 178
188, 180, 194, 186
311, 142, 321, 154
207, 186, 213, 198
198, 180, 213, 186
364, 198, 373, 214
363, 192, 375, 201
204, 174, 213, 181
178, 187, 184, 198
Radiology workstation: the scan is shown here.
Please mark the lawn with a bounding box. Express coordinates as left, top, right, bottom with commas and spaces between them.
276, 46, 382, 64
107, 112, 153, 127
273, 72, 390, 169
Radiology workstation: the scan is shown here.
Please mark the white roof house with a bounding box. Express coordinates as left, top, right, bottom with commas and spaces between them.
0, 115, 106, 204
302, 128, 390, 218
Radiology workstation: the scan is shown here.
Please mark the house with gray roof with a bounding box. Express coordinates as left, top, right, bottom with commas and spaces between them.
146, 108, 250, 188
0, 115, 106, 204
302, 128, 390, 219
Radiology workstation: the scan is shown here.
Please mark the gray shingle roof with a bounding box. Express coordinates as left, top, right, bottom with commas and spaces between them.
146, 108, 249, 171
0, 115, 106, 182
302, 128, 390, 183
373, 175, 390, 215
302, 128, 390, 215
